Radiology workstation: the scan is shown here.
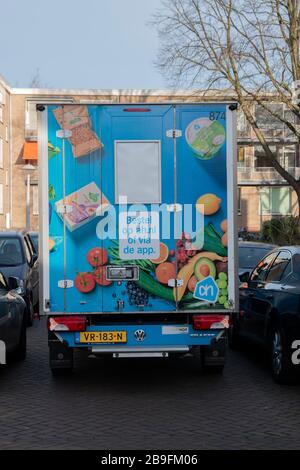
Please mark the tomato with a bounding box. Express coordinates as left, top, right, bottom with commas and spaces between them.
87, 247, 108, 267
74, 272, 95, 293
94, 266, 112, 286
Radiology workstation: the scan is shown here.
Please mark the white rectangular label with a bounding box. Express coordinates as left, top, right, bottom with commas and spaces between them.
119, 210, 160, 260
162, 326, 189, 335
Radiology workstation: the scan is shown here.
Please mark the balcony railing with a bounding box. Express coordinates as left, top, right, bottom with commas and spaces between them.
238, 165, 300, 184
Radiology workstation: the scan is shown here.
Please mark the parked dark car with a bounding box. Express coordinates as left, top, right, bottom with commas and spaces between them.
238, 241, 277, 280
0, 271, 27, 360
231, 246, 300, 383
26, 231, 38, 255
0, 231, 39, 326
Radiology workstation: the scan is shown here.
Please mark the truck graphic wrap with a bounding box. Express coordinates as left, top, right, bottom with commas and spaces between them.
40, 103, 236, 315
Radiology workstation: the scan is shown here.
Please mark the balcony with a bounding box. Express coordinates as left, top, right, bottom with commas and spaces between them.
238, 165, 300, 185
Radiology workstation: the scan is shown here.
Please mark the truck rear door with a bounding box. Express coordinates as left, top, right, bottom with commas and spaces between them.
46, 105, 104, 313
99, 104, 176, 313
174, 104, 235, 312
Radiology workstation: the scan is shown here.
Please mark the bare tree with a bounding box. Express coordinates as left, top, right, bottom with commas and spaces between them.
29, 68, 43, 88
154, 0, 300, 209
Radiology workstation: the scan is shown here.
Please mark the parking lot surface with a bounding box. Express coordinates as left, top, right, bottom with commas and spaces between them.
0, 318, 300, 450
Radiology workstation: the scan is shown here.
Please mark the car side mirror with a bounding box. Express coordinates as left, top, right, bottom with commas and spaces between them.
8, 276, 21, 290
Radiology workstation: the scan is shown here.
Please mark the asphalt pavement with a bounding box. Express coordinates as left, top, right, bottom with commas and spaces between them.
0, 318, 300, 450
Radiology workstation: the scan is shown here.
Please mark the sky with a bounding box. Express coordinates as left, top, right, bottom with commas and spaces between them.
1, 0, 166, 89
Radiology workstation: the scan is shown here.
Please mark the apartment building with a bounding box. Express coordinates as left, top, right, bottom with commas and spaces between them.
0, 77, 11, 229
0, 74, 299, 232
237, 104, 299, 232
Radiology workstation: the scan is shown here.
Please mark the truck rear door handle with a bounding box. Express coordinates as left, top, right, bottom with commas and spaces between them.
248, 292, 254, 297
266, 294, 273, 300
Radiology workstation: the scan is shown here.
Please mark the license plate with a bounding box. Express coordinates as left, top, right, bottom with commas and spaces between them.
79, 331, 127, 344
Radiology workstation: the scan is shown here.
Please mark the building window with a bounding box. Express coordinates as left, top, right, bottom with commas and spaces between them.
255, 144, 300, 170
255, 104, 284, 138
237, 147, 245, 167
282, 144, 299, 169
25, 101, 39, 135
5, 126, 8, 142
237, 110, 250, 138
237, 187, 242, 214
254, 145, 278, 169
260, 186, 291, 215
0, 107, 3, 123
0, 138, 3, 169
284, 109, 298, 139
32, 185, 39, 215
0, 184, 3, 214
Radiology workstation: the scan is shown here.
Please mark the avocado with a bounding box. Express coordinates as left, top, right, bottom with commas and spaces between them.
194, 257, 217, 280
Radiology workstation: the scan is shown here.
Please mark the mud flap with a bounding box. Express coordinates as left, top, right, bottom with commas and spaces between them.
49, 334, 73, 369
201, 335, 226, 366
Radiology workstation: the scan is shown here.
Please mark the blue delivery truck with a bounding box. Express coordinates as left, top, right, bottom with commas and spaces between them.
37, 101, 238, 374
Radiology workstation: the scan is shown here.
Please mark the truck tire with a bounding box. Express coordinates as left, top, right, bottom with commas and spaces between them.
270, 327, 299, 384
13, 315, 27, 361
26, 298, 34, 327
228, 323, 242, 350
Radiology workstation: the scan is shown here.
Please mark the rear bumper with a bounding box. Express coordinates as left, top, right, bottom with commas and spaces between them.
49, 322, 227, 352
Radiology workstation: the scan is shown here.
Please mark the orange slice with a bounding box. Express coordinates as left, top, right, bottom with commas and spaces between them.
152, 242, 169, 264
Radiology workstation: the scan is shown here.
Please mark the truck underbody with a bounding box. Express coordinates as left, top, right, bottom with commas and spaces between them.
48, 312, 228, 374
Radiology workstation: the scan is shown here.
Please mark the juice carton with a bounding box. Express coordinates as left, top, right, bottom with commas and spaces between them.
55, 182, 109, 232
53, 105, 103, 158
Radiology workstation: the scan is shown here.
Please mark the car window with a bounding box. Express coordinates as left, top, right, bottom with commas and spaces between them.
0, 272, 7, 290
24, 237, 33, 263
265, 251, 292, 282
0, 237, 24, 266
250, 252, 278, 283
239, 246, 274, 269
291, 254, 300, 280
30, 234, 38, 253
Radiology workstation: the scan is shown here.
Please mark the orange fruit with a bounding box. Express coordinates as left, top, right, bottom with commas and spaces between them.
196, 194, 221, 215
222, 232, 228, 247
152, 242, 169, 264
155, 262, 176, 285
220, 219, 228, 232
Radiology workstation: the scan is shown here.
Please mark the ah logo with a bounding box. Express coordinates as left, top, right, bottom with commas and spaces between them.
193, 276, 219, 303
0, 340, 6, 365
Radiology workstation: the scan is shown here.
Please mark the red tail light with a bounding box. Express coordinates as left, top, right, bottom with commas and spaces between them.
48, 316, 87, 332
193, 314, 229, 330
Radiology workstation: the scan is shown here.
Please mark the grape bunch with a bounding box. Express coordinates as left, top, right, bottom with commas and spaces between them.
216, 272, 229, 309
175, 232, 198, 269
126, 281, 150, 307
